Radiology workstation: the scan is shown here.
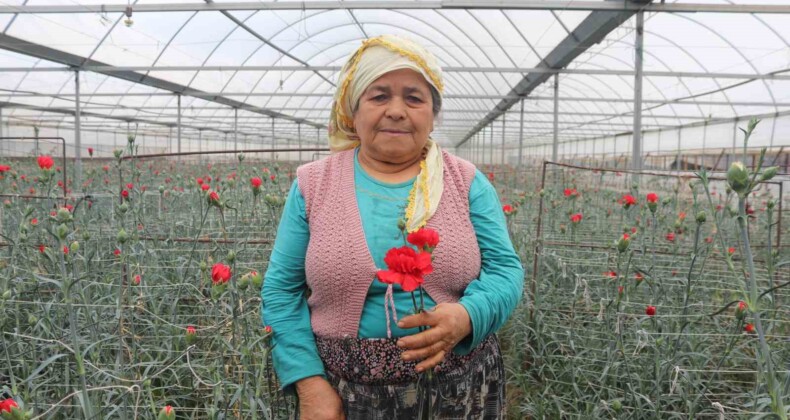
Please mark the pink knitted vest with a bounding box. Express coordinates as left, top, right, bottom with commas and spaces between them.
296, 149, 481, 339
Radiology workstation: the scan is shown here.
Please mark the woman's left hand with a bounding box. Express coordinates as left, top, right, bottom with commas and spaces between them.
396, 302, 472, 372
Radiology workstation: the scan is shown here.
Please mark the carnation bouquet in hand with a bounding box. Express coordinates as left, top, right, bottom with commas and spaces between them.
376, 224, 439, 419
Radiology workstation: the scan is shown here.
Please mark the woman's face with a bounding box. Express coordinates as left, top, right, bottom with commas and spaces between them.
353, 68, 434, 164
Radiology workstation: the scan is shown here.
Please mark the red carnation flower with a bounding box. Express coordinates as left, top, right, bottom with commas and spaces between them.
645, 305, 656, 317
208, 191, 220, 205
211, 263, 231, 285
622, 194, 637, 209
502, 204, 513, 215
37, 155, 54, 170
114, 248, 121, 256
126, 183, 134, 190
38, 244, 45, 253
377, 246, 433, 292
646, 192, 658, 203
201, 184, 210, 191
250, 177, 262, 188
87, 147, 94, 156
196, 177, 204, 185
0, 398, 19, 413
744, 323, 755, 333
0, 165, 11, 173
407, 227, 440, 253
570, 213, 582, 224
666, 232, 676, 242
270, 174, 276, 182
487, 172, 495, 182
728, 247, 736, 255
121, 189, 129, 199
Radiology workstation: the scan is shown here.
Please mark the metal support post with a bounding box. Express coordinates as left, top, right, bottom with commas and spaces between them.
177, 94, 182, 156
489, 122, 494, 168
632, 10, 644, 174
501, 116, 505, 166
552, 74, 559, 162
234, 107, 238, 152
271, 117, 275, 161
74, 70, 82, 187
518, 98, 524, 167
298, 122, 302, 163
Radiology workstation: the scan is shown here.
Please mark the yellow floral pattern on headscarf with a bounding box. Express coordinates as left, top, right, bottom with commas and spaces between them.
328, 34, 445, 233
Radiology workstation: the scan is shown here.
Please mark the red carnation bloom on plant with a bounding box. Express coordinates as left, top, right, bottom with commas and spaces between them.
196, 178, 204, 185
744, 323, 755, 333
201, 184, 210, 191
622, 194, 637, 208
502, 204, 513, 215
270, 174, 276, 182
570, 213, 582, 223
645, 305, 656, 316
87, 147, 93, 156
0, 398, 19, 413
646, 193, 658, 203
666, 232, 676, 242
407, 227, 440, 253
114, 248, 121, 257
377, 246, 433, 292
250, 177, 262, 188
728, 247, 736, 255
121, 189, 129, 199
37, 155, 54, 170
211, 263, 232, 285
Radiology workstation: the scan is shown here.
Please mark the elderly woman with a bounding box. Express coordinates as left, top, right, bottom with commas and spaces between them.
262, 35, 523, 419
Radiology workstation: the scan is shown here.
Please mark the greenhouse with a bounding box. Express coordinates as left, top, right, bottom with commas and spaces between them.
0, 0, 789, 418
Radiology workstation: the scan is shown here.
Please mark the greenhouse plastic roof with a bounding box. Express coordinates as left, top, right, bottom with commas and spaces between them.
1, 0, 789, 149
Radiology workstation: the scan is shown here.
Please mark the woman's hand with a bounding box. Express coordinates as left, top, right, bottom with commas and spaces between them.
296, 376, 345, 420
396, 302, 472, 372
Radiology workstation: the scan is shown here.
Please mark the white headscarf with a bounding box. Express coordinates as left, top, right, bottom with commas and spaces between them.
328, 34, 444, 232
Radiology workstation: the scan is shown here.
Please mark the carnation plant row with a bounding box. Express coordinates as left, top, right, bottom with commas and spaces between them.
0, 125, 788, 419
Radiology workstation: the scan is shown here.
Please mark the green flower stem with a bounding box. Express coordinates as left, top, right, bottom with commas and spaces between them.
737, 196, 786, 419
671, 221, 702, 355
60, 244, 93, 419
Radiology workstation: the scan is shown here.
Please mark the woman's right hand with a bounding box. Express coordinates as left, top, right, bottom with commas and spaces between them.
296, 376, 345, 420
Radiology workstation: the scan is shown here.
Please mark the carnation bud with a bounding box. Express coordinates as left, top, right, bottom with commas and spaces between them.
113, 149, 123, 159
117, 229, 128, 244
611, 400, 622, 412
82, 231, 91, 242
200, 261, 208, 272
726, 162, 750, 195
57, 207, 72, 223
237, 273, 249, 290
397, 219, 407, 232
56, 223, 69, 240
695, 211, 706, 224
227, 250, 236, 264
767, 199, 775, 210
28, 313, 37, 326
119, 203, 129, 214
158, 185, 165, 194
735, 301, 747, 320
2, 290, 11, 300
157, 405, 175, 420
185, 326, 197, 345
127, 135, 135, 144
539, 189, 545, 197
760, 166, 778, 182
251, 271, 263, 289
617, 234, 631, 253
70, 241, 79, 253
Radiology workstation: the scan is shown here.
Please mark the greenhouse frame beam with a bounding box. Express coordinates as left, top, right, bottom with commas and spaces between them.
0, 100, 284, 140
455, 2, 646, 148
2, 1, 790, 14
6, 91, 788, 107
4, 66, 790, 82
0, 33, 324, 130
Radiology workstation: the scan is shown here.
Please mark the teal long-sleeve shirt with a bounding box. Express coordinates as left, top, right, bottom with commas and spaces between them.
261, 148, 524, 390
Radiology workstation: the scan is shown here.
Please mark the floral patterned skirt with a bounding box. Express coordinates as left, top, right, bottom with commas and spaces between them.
304, 335, 504, 419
